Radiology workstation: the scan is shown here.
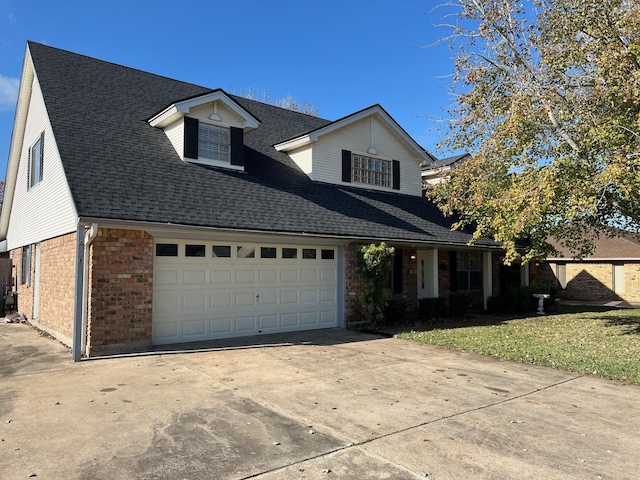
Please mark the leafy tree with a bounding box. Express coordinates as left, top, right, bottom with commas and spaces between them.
429, 0, 640, 262
356, 242, 395, 324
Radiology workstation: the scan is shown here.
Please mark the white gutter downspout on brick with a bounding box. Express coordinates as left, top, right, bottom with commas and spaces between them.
81, 224, 98, 357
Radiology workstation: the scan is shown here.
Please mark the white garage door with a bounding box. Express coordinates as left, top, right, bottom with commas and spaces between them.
152, 240, 339, 345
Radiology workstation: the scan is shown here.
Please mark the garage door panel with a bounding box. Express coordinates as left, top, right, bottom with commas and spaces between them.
301, 290, 318, 303
184, 294, 207, 311
183, 269, 207, 285
211, 293, 232, 308
210, 318, 232, 334
183, 319, 206, 337
211, 269, 232, 284
153, 241, 338, 345
259, 269, 278, 283
154, 295, 179, 312
259, 315, 278, 329
236, 269, 256, 283
320, 268, 336, 281
281, 290, 298, 304
280, 269, 298, 282
236, 316, 256, 331
259, 291, 278, 305
320, 311, 337, 324
281, 313, 299, 327
320, 289, 336, 302
236, 292, 256, 307
155, 269, 179, 285
301, 269, 317, 281
301, 312, 319, 325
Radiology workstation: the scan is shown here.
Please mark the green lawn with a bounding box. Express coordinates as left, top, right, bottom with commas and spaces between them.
395, 307, 640, 383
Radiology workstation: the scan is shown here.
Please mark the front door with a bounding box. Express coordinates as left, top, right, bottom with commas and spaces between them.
416, 249, 438, 299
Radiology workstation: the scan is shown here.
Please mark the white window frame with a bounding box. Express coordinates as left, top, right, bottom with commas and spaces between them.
198, 123, 230, 162
351, 153, 391, 188
29, 133, 44, 188
21, 245, 32, 286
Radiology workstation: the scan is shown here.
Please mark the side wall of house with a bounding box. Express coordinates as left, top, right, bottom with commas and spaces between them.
87, 228, 154, 356
5, 76, 77, 251
532, 261, 640, 302
9, 232, 77, 346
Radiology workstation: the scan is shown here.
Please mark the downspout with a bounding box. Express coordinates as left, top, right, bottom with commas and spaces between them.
81, 224, 98, 357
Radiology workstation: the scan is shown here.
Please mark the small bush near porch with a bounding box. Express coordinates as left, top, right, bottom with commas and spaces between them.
396, 307, 640, 384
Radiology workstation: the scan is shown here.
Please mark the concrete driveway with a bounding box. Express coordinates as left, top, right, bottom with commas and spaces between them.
1, 322, 639, 480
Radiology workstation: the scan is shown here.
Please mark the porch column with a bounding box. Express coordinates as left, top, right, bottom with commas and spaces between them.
426, 248, 439, 297
483, 251, 493, 310
520, 262, 530, 286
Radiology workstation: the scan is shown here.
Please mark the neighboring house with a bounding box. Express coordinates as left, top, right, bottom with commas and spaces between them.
531, 232, 640, 302
1, 42, 521, 359
421, 153, 470, 188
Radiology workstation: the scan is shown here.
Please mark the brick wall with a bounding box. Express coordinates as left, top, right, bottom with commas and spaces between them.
10, 233, 77, 346
87, 228, 153, 356
532, 260, 640, 302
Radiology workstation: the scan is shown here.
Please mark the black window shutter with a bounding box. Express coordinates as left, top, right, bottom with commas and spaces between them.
392, 160, 400, 190
184, 117, 199, 159
39, 131, 45, 182
342, 150, 351, 182
393, 248, 403, 294
449, 251, 458, 292
230, 127, 244, 166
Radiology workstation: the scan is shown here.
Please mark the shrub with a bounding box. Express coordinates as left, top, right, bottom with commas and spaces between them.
356, 242, 395, 324
488, 285, 557, 314
384, 299, 407, 325
448, 293, 471, 318
418, 297, 448, 323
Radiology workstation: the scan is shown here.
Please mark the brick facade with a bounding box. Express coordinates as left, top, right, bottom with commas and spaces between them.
532, 260, 640, 302
10, 233, 77, 346
343, 243, 502, 324
87, 228, 154, 356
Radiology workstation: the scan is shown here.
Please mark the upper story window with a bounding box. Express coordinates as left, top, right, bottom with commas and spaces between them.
342, 150, 400, 190
184, 117, 245, 168
351, 153, 391, 188
198, 123, 230, 162
28, 132, 44, 189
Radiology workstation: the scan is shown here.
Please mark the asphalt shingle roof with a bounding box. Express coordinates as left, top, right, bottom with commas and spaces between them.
28, 41, 499, 248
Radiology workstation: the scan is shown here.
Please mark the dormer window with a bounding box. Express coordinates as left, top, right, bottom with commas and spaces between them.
351, 153, 391, 188
198, 123, 230, 162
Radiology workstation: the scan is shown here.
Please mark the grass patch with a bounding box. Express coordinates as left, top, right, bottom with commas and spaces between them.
395, 308, 640, 383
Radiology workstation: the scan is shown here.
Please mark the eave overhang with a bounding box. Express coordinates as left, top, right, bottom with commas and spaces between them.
148, 90, 261, 130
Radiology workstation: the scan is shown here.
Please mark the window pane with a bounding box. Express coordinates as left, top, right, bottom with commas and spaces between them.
282, 248, 297, 259
237, 246, 255, 258
156, 243, 178, 256
261, 247, 277, 259
185, 244, 206, 257
302, 248, 316, 259
198, 123, 230, 161
351, 153, 391, 187
212, 245, 231, 258
321, 249, 335, 260
456, 271, 469, 291
470, 271, 483, 290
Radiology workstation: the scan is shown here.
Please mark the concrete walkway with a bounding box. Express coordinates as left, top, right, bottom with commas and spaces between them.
1, 322, 639, 479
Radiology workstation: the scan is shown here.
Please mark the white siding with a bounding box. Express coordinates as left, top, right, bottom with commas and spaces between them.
288, 145, 313, 178
6, 77, 77, 250
164, 120, 184, 160
190, 101, 245, 127
311, 115, 423, 196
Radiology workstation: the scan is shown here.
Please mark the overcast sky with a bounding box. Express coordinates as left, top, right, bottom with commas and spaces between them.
0, 0, 461, 178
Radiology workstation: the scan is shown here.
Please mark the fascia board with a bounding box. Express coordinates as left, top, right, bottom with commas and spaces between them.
275, 105, 433, 165
150, 91, 260, 129
0, 45, 35, 241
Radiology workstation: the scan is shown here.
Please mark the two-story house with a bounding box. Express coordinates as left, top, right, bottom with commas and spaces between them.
0, 42, 518, 359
